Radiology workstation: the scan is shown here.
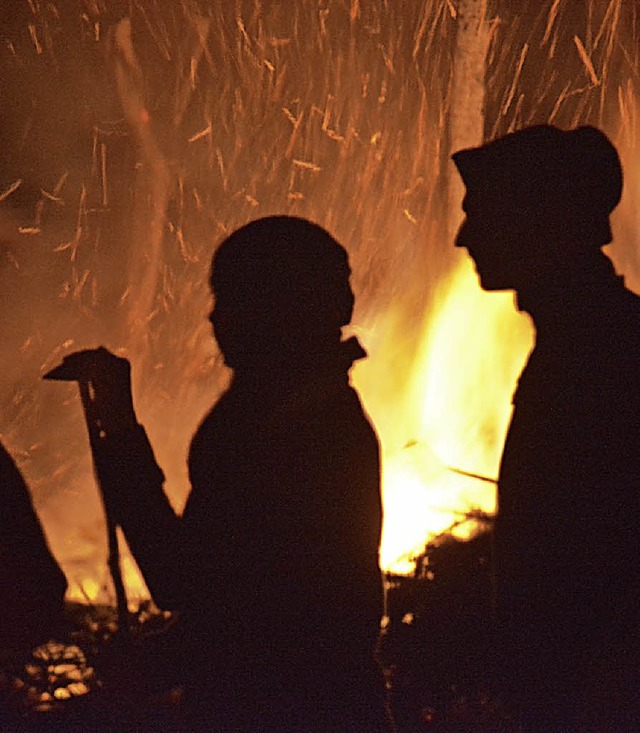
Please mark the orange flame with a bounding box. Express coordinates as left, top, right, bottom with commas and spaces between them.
355, 257, 533, 573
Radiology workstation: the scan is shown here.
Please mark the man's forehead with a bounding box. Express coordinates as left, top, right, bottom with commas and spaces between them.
461, 189, 513, 216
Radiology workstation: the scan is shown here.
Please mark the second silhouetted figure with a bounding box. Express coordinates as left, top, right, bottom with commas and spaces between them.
453, 125, 640, 731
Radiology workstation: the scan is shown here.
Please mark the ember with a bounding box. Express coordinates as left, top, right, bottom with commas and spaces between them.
0, 1, 638, 607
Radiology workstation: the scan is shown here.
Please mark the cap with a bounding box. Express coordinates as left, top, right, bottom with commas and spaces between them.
452, 125, 623, 245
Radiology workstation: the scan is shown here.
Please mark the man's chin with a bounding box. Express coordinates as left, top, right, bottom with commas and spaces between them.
477, 273, 514, 292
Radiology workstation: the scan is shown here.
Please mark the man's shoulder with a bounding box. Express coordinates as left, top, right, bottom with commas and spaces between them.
625, 284, 640, 316
0, 440, 27, 486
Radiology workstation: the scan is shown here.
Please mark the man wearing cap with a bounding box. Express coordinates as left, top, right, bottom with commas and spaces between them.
453, 125, 640, 730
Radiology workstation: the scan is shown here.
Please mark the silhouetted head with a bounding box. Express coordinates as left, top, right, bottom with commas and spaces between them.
452, 125, 623, 292
209, 216, 354, 370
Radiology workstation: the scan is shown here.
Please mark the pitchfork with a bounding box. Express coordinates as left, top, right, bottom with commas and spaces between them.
44, 348, 130, 637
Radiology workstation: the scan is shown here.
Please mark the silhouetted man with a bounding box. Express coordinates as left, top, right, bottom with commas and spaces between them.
1, 443, 67, 656
453, 125, 640, 731
81, 216, 385, 731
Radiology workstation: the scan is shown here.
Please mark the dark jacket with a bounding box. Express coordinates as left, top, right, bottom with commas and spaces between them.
107, 337, 383, 728
0, 443, 67, 651
495, 253, 640, 714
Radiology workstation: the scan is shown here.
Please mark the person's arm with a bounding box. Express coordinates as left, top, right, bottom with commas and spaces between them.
71, 348, 190, 610
96, 423, 189, 610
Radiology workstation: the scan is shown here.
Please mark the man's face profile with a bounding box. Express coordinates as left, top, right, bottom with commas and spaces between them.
452, 125, 623, 297
454, 198, 532, 293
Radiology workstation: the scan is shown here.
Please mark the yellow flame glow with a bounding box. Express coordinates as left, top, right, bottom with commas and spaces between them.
356, 257, 533, 574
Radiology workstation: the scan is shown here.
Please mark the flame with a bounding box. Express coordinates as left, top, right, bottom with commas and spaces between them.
67, 578, 101, 606
355, 256, 533, 573
65, 530, 151, 610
